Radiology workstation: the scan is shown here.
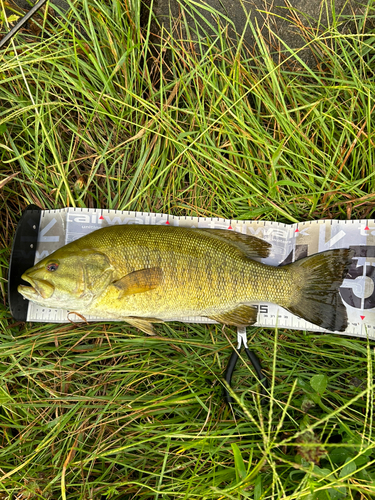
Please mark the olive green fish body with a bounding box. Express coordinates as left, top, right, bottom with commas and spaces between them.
79, 227, 289, 320
18, 225, 353, 333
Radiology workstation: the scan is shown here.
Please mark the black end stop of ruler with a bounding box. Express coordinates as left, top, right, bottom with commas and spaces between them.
8, 205, 41, 321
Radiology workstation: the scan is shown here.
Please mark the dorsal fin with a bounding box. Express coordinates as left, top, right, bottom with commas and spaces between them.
195, 229, 271, 259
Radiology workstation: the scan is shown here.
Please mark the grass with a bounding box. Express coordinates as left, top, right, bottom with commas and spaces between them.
0, 0, 375, 498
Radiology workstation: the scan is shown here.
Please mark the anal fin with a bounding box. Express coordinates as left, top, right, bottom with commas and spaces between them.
207, 305, 258, 326
124, 317, 162, 335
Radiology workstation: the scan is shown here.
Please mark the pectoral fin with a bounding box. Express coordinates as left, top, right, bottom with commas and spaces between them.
113, 267, 163, 298
207, 305, 258, 326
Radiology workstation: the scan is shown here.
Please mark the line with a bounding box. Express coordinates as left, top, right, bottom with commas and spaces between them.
0, 0, 48, 49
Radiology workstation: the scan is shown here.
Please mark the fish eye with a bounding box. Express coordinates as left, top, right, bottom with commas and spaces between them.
47, 262, 59, 272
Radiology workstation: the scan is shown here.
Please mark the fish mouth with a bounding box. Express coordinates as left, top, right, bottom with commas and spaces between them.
18, 275, 54, 300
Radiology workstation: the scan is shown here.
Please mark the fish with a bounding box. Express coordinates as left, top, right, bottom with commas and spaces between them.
17, 225, 353, 334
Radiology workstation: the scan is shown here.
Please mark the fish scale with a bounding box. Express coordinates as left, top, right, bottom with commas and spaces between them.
90, 226, 271, 318
100, 228, 248, 318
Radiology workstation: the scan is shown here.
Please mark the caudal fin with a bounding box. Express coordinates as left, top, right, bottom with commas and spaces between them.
285, 249, 353, 332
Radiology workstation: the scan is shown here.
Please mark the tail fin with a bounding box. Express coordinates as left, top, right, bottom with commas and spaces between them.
285, 249, 353, 332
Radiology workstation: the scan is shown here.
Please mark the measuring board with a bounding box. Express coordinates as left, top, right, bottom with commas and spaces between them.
8, 206, 375, 340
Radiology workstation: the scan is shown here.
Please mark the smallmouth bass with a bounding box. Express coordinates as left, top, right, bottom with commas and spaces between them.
18, 225, 353, 334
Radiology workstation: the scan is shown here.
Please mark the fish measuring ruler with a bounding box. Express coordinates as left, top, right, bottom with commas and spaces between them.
9, 206, 375, 340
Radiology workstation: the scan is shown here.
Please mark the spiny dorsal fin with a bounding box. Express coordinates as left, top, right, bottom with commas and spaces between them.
207, 304, 258, 326
113, 267, 163, 298
195, 229, 271, 259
